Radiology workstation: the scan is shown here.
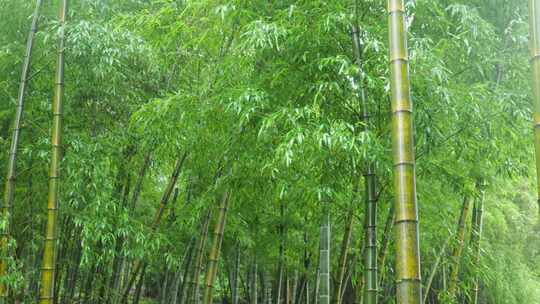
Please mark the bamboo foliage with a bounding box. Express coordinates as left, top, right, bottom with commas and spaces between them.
0, 0, 43, 298
202, 190, 231, 304
529, 0, 540, 216
39, 1, 68, 303
387, 0, 422, 302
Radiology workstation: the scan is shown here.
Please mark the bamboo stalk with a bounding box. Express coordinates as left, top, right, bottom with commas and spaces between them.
251, 259, 258, 304
318, 209, 330, 304
377, 204, 395, 288
122, 153, 187, 302
202, 190, 231, 304
363, 167, 378, 304
448, 196, 472, 297
188, 208, 214, 304
352, 24, 379, 304
0, 0, 43, 298
422, 236, 451, 304
387, 1, 422, 302
529, 0, 540, 216
471, 184, 485, 304
38, 1, 68, 303
334, 206, 354, 304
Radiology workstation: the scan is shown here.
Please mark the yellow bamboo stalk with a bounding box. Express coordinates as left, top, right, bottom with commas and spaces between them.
202, 190, 231, 304
387, 0, 422, 302
529, 0, 540, 215
39, 1, 68, 303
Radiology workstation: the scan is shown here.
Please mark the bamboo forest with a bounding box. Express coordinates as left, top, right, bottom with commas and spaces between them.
2, 0, 540, 303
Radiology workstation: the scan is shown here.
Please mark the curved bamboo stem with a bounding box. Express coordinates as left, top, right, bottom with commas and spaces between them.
38, 1, 68, 303
387, 1, 422, 302
0, 0, 43, 298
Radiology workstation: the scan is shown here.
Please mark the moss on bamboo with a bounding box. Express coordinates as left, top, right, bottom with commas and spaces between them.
387, 0, 422, 302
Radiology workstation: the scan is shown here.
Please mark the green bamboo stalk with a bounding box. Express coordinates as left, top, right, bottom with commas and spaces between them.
38, 1, 68, 303
122, 153, 187, 303
363, 167, 378, 304
448, 196, 471, 297
318, 207, 330, 304
387, 1, 422, 302
378, 204, 395, 288
334, 206, 354, 304
0, 0, 43, 298
529, 0, 540, 216
251, 259, 258, 304
188, 208, 214, 304
202, 190, 231, 304
352, 24, 379, 304
422, 236, 451, 304
471, 184, 485, 304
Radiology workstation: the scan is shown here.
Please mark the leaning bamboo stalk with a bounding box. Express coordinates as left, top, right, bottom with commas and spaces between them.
529, 0, 540, 216
187, 208, 214, 304
448, 196, 471, 297
422, 236, 451, 304
471, 184, 485, 304
334, 206, 354, 304
0, 0, 44, 298
121, 153, 187, 302
38, 1, 68, 303
377, 204, 395, 288
387, 0, 422, 302
202, 190, 231, 304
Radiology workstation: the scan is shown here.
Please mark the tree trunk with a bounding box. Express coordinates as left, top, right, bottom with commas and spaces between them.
202, 190, 231, 304
38, 1, 68, 303
387, 0, 423, 302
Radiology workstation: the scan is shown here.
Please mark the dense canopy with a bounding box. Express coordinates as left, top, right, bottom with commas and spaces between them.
0, 0, 539, 304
